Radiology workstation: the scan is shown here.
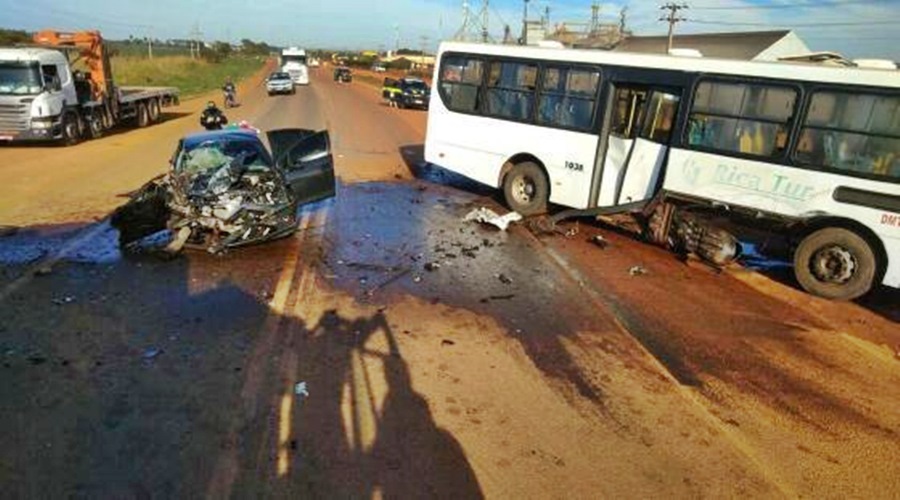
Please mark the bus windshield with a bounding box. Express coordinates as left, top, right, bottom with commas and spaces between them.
0, 61, 42, 95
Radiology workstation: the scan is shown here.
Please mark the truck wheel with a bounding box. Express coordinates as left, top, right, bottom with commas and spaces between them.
136, 103, 150, 128
87, 114, 104, 139
502, 161, 549, 216
793, 227, 878, 300
148, 99, 161, 122
60, 112, 82, 146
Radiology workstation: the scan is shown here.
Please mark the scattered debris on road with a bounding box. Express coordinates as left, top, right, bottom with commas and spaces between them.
497, 273, 513, 285
294, 382, 309, 398
142, 347, 163, 360
590, 235, 608, 249
51, 296, 75, 306
463, 207, 523, 231
441, 339, 455, 347
564, 224, 580, 238
424, 262, 441, 272
628, 266, 648, 277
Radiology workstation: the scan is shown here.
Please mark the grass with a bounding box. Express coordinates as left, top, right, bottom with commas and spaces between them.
110, 56, 266, 98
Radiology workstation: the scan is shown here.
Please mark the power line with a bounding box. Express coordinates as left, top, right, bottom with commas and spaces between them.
690, 0, 888, 10
659, 3, 688, 53
690, 18, 900, 27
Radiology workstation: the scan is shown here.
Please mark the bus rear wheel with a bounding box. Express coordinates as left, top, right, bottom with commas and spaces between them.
793, 227, 877, 301
503, 161, 548, 216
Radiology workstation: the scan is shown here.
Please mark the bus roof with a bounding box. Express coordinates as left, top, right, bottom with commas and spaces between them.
282, 47, 307, 56
438, 41, 900, 89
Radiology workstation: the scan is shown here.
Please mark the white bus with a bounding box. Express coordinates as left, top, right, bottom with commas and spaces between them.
281, 47, 309, 85
425, 42, 899, 300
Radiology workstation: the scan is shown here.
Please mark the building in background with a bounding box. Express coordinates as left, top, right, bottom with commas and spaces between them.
609, 30, 810, 61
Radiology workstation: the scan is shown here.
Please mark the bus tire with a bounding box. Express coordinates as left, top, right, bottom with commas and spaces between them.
793, 227, 877, 301
503, 161, 548, 216
136, 103, 150, 128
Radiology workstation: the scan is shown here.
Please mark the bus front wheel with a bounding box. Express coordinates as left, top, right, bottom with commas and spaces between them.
503, 161, 548, 216
793, 227, 877, 301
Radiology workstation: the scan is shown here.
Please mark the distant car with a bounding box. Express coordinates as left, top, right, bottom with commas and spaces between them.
385, 78, 430, 110
309, 59, 321, 68
266, 72, 295, 96
111, 127, 336, 254
333, 67, 352, 83
372, 64, 387, 73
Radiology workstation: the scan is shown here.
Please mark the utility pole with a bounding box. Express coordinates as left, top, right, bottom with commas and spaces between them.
480, 0, 490, 43
419, 35, 429, 70
659, 3, 687, 53
188, 23, 203, 59
591, 1, 600, 35
394, 24, 401, 52
147, 28, 153, 59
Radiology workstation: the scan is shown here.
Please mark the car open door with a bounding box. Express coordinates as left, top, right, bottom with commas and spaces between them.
270, 129, 336, 205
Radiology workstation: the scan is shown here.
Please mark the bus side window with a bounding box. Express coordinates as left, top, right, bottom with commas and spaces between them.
438, 56, 484, 113
794, 91, 900, 180
687, 81, 797, 159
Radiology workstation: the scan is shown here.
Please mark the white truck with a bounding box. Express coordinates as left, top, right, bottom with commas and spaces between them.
0, 30, 179, 145
280, 47, 309, 85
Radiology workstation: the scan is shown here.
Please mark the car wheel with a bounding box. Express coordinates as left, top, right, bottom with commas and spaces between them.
793, 227, 878, 300
502, 161, 548, 216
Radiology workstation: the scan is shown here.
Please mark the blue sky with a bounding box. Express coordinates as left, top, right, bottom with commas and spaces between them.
2, 0, 898, 59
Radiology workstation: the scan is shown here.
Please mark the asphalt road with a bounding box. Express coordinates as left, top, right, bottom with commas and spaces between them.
0, 66, 897, 498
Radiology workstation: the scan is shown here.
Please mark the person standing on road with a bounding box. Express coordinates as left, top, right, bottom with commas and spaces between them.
223, 77, 237, 108
200, 101, 228, 131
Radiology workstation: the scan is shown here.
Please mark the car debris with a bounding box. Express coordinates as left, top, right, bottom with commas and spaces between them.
424, 262, 441, 272
463, 207, 523, 231
590, 235, 608, 249
628, 266, 648, 276
111, 128, 335, 255
294, 381, 309, 398
497, 273, 513, 285
142, 347, 163, 360
52, 296, 75, 306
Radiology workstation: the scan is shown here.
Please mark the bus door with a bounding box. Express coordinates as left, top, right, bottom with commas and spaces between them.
595, 84, 682, 206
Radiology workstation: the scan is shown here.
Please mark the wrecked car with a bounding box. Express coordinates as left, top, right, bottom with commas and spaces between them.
111, 127, 335, 254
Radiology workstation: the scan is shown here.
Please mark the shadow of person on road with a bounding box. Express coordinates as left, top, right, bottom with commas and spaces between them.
277, 308, 483, 498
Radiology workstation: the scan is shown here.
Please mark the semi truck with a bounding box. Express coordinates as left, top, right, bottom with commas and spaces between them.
0, 30, 179, 145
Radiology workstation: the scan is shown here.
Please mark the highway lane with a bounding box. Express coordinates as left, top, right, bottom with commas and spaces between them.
0, 66, 897, 498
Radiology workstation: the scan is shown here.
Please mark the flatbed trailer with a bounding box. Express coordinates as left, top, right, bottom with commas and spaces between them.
0, 30, 180, 145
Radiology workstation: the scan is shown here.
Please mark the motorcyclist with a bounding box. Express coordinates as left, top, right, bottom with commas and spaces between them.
200, 101, 228, 131
222, 78, 236, 108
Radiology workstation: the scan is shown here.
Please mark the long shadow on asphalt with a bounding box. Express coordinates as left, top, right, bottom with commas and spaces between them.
0, 220, 482, 498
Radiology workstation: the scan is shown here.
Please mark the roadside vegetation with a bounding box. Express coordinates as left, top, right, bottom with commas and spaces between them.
0, 28, 270, 99
111, 38, 273, 98
112, 56, 264, 97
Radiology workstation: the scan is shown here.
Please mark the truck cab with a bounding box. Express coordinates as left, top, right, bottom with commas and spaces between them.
0, 48, 77, 141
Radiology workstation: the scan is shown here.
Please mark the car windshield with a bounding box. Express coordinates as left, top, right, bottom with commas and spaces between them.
0, 62, 42, 95
403, 81, 429, 91
270, 72, 290, 80
177, 138, 271, 175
